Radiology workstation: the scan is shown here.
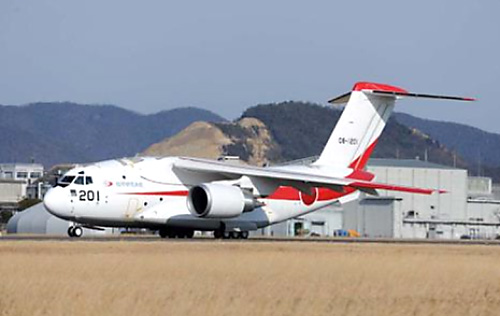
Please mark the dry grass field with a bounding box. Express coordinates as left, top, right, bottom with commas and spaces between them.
0, 240, 499, 316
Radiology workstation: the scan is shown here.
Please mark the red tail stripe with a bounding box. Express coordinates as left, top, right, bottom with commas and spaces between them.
347, 169, 375, 181
348, 139, 378, 170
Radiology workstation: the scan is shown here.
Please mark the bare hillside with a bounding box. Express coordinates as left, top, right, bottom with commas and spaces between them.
143, 121, 231, 159
142, 117, 281, 166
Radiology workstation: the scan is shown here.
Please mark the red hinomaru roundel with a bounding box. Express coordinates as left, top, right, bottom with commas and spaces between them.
299, 188, 318, 206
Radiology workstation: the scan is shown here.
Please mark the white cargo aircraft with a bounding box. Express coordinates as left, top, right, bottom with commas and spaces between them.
43, 82, 474, 238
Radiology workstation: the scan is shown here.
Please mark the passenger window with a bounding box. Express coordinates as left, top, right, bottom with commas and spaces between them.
86, 177, 93, 185
74, 176, 84, 185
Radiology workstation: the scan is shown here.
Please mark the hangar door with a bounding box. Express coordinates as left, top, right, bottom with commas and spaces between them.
358, 199, 395, 238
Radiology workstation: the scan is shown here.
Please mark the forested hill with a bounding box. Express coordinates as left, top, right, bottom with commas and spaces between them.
242, 101, 475, 169
0, 102, 225, 167
394, 113, 500, 169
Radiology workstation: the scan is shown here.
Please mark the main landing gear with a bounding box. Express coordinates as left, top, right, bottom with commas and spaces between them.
68, 225, 83, 238
213, 230, 249, 239
158, 228, 195, 239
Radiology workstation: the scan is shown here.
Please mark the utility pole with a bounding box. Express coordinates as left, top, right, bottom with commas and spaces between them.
477, 149, 482, 177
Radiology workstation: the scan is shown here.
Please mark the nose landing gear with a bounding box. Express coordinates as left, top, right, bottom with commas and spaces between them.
68, 226, 83, 238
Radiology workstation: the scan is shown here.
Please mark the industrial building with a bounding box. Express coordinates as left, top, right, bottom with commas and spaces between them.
345, 158, 470, 239
0, 163, 43, 182
0, 163, 46, 213
6, 203, 117, 236
261, 158, 500, 240
0, 163, 45, 199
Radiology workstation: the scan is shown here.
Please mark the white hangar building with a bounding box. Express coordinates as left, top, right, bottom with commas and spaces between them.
346, 158, 469, 239
263, 158, 500, 240
7, 202, 117, 236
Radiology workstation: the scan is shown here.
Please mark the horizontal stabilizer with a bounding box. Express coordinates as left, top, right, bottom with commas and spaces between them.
328, 92, 351, 104
369, 90, 476, 102
329, 82, 475, 104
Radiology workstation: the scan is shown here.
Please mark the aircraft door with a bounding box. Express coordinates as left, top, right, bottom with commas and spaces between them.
125, 198, 140, 219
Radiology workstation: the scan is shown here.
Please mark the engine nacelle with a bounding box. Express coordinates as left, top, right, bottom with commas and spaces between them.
187, 183, 256, 218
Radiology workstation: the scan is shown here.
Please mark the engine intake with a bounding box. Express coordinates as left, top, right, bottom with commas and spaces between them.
187, 183, 256, 218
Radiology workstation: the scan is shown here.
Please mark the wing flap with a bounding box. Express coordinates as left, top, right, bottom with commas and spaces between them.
350, 181, 446, 195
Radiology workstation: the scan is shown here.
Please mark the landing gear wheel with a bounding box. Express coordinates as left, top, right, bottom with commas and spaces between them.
72, 226, 83, 238
167, 230, 177, 238
67, 226, 75, 237
214, 230, 223, 239
159, 228, 168, 238
240, 231, 249, 239
230, 231, 240, 239
184, 230, 194, 239
222, 231, 231, 239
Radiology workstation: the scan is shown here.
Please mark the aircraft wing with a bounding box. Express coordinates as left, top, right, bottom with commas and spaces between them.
173, 157, 443, 195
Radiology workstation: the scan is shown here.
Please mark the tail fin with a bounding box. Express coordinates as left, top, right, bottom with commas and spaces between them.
313, 82, 474, 170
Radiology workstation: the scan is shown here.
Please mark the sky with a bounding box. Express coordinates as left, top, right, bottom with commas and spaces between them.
1, 0, 499, 132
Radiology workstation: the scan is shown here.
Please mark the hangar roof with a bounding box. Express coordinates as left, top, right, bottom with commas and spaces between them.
278, 157, 461, 170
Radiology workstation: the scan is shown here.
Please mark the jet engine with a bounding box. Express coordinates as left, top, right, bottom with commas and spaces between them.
187, 183, 257, 218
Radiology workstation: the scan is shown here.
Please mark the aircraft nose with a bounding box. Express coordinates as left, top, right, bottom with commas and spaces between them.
43, 187, 71, 219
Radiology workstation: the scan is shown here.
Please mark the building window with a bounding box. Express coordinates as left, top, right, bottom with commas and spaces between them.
30, 172, 42, 179
16, 172, 28, 179
4, 171, 13, 179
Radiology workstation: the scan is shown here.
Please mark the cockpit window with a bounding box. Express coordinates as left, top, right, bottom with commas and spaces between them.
74, 176, 85, 185
57, 174, 93, 187
59, 175, 75, 184
57, 175, 75, 188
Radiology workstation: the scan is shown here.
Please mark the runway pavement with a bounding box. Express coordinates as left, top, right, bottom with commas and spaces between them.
1, 234, 500, 246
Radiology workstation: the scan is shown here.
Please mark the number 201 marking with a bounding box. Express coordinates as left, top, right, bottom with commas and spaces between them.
79, 190, 100, 201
